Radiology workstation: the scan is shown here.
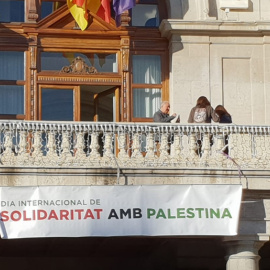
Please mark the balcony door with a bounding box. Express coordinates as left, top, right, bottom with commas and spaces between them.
39, 85, 120, 122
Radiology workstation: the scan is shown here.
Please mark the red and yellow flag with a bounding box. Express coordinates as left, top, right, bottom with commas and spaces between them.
88, 0, 111, 23
67, 0, 111, 31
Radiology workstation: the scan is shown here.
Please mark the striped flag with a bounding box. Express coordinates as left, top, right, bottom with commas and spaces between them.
67, 0, 88, 31
67, 0, 111, 31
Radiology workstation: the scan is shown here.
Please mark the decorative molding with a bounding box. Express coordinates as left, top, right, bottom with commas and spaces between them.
37, 76, 121, 84
60, 56, 97, 74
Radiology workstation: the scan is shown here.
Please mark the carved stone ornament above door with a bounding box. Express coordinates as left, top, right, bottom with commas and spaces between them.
60, 56, 98, 74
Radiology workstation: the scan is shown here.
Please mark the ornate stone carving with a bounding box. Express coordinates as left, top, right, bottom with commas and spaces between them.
60, 57, 98, 74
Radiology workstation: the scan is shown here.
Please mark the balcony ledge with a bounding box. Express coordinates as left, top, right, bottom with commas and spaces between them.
0, 120, 270, 189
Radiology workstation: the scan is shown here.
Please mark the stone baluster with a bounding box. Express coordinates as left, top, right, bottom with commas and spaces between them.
200, 132, 211, 166
158, 133, 170, 164
131, 133, 144, 165
17, 130, 30, 166
59, 131, 73, 166
31, 131, 44, 166
46, 131, 59, 166
170, 133, 184, 166
102, 132, 115, 166
88, 132, 101, 161
73, 132, 87, 166
1, 130, 14, 165
210, 133, 226, 167
117, 133, 129, 161
145, 132, 156, 165
187, 133, 199, 166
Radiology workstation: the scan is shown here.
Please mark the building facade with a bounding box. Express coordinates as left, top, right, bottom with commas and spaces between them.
0, 0, 270, 269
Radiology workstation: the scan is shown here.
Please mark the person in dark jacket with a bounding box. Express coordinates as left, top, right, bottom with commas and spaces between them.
215, 105, 232, 124
153, 101, 179, 123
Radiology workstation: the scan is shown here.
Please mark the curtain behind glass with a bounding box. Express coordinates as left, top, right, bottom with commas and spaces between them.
0, 52, 24, 80
0, 51, 25, 115
133, 88, 161, 118
132, 55, 161, 118
133, 55, 161, 84
0, 86, 24, 114
0, 1, 24, 22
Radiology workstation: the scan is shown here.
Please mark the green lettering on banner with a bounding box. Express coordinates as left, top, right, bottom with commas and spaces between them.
210, 209, 220, 218
177, 208, 185, 218
147, 208, 156, 218
195, 208, 204, 218
222, 208, 232, 218
167, 209, 176, 219
186, 208, 195, 218
156, 209, 166, 219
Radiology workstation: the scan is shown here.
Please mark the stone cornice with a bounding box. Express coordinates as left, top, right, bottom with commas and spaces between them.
160, 20, 270, 39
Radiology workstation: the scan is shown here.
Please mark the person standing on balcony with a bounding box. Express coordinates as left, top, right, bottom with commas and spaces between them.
188, 96, 219, 123
153, 101, 180, 123
215, 105, 232, 124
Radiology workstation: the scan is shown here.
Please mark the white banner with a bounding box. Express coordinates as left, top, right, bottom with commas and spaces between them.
0, 185, 242, 239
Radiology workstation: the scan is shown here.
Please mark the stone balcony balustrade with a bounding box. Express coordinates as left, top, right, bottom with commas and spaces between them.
0, 120, 269, 171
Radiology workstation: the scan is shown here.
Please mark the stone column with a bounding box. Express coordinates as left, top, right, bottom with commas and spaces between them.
225, 240, 265, 270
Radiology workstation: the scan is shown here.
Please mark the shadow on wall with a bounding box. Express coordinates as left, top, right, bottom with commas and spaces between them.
259, 242, 270, 270
179, 0, 189, 19
247, 0, 254, 12
240, 190, 266, 235
208, 0, 218, 18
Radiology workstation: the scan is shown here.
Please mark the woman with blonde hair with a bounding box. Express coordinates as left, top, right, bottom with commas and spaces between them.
188, 96, 219, 123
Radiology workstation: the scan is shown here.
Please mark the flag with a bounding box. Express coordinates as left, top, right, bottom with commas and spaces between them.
67, 0, 88, 31
100, 0, 111, 23
113, 0, 136, 27
67, 0, 111, 31
87, 0, 111, 23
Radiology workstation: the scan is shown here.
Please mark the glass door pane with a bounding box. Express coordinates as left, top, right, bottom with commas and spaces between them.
40, 88, 75, 121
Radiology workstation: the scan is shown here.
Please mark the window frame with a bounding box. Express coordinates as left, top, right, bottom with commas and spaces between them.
38, 85, 80, 121
130, 50, 169, 122
0, 50, 26, 120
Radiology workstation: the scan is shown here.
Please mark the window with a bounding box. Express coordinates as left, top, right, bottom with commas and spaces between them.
41, 88, 74, 121
41, 52, 118, 73
0, 51, 25, 118
0, 0, 24, 23
41, 0, 65, 19
132, 4, 159, 27
132, 55, 162, 119
131, 0, 159, 27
